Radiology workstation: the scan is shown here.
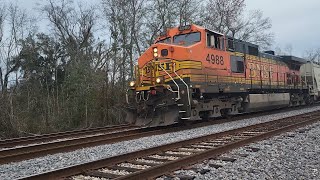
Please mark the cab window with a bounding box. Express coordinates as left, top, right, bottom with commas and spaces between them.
173, 32, 201, 46
207, 31, 224, 50
156, 37, 171, 44
231, 56, 244, 73
227, 38, 234, 51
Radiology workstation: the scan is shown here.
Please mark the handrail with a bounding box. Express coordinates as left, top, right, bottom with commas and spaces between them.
159, 62, 181, 100
173, 63, 191, 107
125, 89, 129, 104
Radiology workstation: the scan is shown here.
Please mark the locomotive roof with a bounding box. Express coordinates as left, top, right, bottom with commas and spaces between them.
205, 28, 224, 36
260, 52, 282, 61
227, 36, 306, 65
280, 56, 307, 64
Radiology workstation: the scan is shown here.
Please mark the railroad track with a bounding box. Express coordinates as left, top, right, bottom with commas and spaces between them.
20, 110, 320, 180
0, 118, 238, 165
0, 105, 318, 165
0, 124, 133, 149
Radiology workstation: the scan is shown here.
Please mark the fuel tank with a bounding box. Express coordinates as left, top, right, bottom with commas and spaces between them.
244, 93, 290, 112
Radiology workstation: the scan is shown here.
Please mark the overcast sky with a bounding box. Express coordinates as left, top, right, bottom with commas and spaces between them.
4, 0, 320, 57
246, 0, 320, 56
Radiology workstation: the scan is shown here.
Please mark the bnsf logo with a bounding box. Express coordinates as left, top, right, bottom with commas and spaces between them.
143, 63, 171, 74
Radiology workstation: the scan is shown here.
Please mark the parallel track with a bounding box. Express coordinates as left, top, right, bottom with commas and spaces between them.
0, 118, 241, 164
20, 110, 320, 180
0, 124, 133, 148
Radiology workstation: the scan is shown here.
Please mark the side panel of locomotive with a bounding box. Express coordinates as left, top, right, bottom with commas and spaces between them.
187, 32, 308, 117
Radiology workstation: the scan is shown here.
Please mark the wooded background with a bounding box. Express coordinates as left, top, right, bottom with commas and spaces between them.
0, 0, 316, 138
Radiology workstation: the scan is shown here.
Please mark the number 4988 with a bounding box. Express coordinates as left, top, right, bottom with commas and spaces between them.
206, 54, 224, 65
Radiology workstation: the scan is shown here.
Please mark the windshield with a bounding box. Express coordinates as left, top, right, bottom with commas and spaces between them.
173, 32, 201, 46
156, 37, 171, 44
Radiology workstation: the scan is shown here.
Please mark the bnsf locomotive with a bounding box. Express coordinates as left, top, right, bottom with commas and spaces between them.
125, 24, 318, 127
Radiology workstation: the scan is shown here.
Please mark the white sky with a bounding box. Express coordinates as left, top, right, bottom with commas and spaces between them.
4, 0, 320, 57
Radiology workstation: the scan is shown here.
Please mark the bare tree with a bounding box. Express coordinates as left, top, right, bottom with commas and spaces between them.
102, 0, 146, 81
0, 4, 6, 92
0, 4, 5, 44
203, 0, 273, 49
175, 0, 203, 26
126, 0, 146, 77
204, 0, 245, 33
235, 10, 274, 49
0, 3, 35, 137
140, 0, 178, 48
304, 48, 320, 63
0, 4, 35, 93
42, 0, 97, 63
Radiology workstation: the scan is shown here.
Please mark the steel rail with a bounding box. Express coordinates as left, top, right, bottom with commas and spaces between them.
0, 124, 133, 148
0, 126, 167, 164
118, 115, 318, 180
19, 111, 320, 180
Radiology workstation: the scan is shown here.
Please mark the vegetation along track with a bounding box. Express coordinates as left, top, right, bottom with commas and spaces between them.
0, 105, 317, 165
20, 110, 320, 180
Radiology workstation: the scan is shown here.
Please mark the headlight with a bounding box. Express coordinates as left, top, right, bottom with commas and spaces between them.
156, 77, 163, 84
153, 48, 158, 53
129, 81, 135, 87
153, 48, 158, 57
156, 78, 161, 84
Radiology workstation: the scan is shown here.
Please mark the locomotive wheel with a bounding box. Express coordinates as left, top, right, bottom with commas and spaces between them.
220, 108, 231, 119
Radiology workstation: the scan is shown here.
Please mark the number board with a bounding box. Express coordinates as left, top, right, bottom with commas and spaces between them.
206, 54, 224, 65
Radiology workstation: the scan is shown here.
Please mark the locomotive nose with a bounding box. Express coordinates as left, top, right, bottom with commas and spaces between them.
151, 45, 171, 59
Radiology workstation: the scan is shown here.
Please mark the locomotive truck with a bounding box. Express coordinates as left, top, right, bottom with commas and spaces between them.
125, 24, 319, 127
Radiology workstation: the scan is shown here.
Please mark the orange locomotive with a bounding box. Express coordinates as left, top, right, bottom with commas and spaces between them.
126, 24, 310, 127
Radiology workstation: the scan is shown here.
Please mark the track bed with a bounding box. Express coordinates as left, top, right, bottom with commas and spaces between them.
21, 110, 320, 180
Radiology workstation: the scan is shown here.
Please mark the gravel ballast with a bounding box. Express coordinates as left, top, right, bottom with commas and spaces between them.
1, 106, 320, 179
171, 122, 320, 180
